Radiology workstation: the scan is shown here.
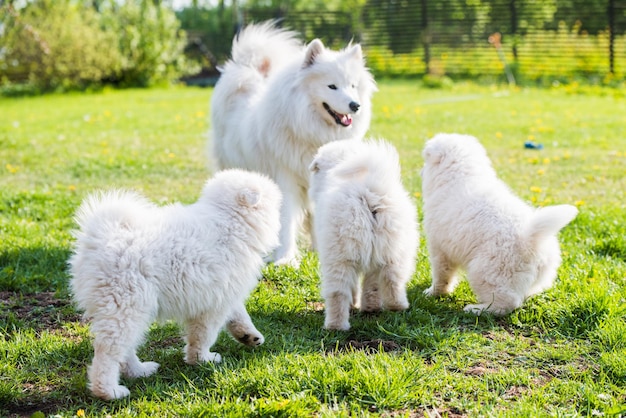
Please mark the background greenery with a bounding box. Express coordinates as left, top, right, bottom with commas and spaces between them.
1, 0, 625, 95
1, 81, 625, 416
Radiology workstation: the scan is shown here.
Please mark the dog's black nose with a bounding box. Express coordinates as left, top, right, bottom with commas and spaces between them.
349, 101, 360, 112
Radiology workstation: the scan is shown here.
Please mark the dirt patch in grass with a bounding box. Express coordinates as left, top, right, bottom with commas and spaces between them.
0, 291, 82, 330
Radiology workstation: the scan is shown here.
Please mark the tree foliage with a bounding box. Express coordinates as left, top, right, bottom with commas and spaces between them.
0, 0, 197, 93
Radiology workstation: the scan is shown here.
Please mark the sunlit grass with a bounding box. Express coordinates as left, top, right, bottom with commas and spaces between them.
1, 82, 625, 416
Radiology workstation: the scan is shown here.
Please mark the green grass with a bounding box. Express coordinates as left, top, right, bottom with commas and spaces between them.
1, 81, 625, 417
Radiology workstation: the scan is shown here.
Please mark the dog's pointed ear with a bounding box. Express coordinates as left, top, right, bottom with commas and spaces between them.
303, 39, 324, 67
348, 44, 363, 62
237, 188, 261, 208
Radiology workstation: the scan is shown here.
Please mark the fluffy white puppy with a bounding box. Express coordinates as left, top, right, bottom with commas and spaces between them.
69, 169, 281, 400
309, 139, 419, 330
421, 133, 578, 315
211, 21, 377, 267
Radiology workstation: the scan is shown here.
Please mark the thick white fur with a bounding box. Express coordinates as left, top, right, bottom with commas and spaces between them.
421, 133, 578, 315
309, 139, 419, 330
69, 169, 281, 400
211, 21, 377, 267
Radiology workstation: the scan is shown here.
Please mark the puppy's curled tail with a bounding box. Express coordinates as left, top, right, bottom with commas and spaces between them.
525, 204, 578, 246
229, 21, 301, 78
332, 139, 402, 195
73, 190, 155, 239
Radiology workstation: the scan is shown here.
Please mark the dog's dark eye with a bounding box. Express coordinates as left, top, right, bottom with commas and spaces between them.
328, 84, 337, 90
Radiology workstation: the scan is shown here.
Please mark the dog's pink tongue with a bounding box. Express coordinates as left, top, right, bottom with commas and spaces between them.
341, 114, 352, 126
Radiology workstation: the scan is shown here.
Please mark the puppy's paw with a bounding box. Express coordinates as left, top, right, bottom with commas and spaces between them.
385, 300, 410, 311
423, 286, 439, 297
324, 320, 351, 331
272, 256, 301, 268
235, 331, 265, 347
227, 320, 265, 347
185, 351, 222, 365
93, 384, 130, 400
124, 361, 159, 378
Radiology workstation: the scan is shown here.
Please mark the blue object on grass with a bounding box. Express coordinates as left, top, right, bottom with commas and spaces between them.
524, 141, 544, 150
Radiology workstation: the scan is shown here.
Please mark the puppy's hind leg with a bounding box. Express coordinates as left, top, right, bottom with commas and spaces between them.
423, 250, 460, 297
87, 291, 157, 400
321, 263, 359, 331
379, 266, 410, 311
361, 267, 383, 312
226, 300, 265, 347
184, 311, 227, 365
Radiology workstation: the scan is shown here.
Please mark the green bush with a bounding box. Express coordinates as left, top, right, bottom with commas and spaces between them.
0, 0, 120, 92
0, 0, 197, 93
99, 1, 198, 87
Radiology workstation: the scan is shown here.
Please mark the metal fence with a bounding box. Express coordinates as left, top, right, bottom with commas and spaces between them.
238, 0, 626, 84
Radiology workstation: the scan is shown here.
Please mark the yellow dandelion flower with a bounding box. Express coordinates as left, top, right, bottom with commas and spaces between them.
76, 409, 85, 417
168, 152, 175, 158
68, 185, 77, 192
414, 107, 422, 115
530, 186, 542, 193
195, 111, 205, 118
495, 132, 503, 139
575, 200, 585, 207
563, 152, 571, 159
103, 110, 112, 118
542, 158, 550, 164
382, 105, 390, 115
175, 114, 182, 121
528, 134, 536, 141
537, 169, 545, 175
413, 192, 421, 198
6, 164, 19, 173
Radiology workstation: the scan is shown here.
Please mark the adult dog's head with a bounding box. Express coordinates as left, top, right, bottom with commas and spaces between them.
297, 38, 377, 139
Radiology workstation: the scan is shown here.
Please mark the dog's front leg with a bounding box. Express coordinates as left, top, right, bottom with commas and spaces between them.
272, 190, 302, 267
226, 300, 265, 347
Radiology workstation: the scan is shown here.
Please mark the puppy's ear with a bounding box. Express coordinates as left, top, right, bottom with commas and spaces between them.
237, 188, 261, 208
348, 44, 363, 62
422, 144, 444, 165
303, 39, 324, 67
309, 159, 320, 173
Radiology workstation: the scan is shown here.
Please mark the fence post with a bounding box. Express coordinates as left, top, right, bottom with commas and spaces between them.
509, 0, 518, 60
421, 0, 430, 74
608, 0, 615, 74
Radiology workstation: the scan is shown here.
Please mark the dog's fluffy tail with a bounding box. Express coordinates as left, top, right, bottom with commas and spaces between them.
73, 190, 156, 240
227, 20, 301, 78
525, 204, 578, 246
332, 139, 402, 194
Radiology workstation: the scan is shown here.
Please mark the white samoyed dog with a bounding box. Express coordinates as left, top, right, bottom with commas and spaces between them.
210, 21, 377, 267
309, 139, 419, 330
69, 169, 281, 400
421, 133, 578, 315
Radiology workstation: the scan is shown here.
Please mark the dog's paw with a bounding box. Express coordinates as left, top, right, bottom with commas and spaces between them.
93, 384, 130, 400
423, 286, 439, 297
185, 351, 222, 365
227, 320, 265, 347
125, 361, 159, 378
235, 332, 265, 347
203, 352, 222, 363
324, 320, 351, 331
272, 256, 301, 268
385, 300, 410, 311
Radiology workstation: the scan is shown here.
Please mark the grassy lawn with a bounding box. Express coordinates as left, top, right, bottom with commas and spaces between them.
1, 81, 625, 417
